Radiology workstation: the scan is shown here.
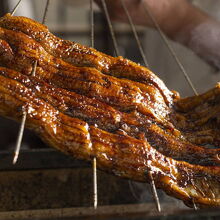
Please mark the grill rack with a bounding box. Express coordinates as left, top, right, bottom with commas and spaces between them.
1, 0, 219, 219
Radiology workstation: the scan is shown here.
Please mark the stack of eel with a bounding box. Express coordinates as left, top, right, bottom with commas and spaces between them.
0, 13, 219, 208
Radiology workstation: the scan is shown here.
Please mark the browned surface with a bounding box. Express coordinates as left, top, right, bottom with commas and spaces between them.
0, 14, 219, 208
175, 84, 220, 146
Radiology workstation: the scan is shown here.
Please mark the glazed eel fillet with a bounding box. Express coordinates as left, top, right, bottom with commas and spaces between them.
0, 14, 219, 208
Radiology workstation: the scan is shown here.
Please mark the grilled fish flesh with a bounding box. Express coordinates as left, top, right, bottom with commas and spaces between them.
0, 14, 219, 208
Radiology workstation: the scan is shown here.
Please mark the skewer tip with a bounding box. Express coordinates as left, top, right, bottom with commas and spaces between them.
13, 152, 19, 164
12, 111, 27, 165
93, 157, 98, 209
148, 171, 161, 212
192, 199, 198, 210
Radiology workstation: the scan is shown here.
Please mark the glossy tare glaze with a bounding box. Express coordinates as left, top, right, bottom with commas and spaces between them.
0, 14, 219, 208
0, 13, 174, 105
0, 67, 219, 208
0, 16, 219, 165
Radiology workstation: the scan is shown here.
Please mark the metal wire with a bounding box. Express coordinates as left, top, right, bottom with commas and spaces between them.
10, 0, 22, 16
11, 0, 23, 164
142, 1, 198, 96
101, 0, 120, 56
120, 0, 149, 67
42, 0, 50, 25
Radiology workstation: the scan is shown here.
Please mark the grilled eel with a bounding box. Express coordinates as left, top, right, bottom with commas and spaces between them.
0, 13, 173, 105
0, 67, 220, 208
0, 14, 219, 207
0, 15, 219, 166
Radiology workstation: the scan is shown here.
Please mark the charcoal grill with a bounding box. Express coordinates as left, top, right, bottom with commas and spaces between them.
0, 0, 219, 219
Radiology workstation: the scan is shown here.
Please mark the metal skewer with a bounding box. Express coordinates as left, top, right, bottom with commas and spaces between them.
101, 0, 120, 56
32, 0, 50, 76
10, 0, 22, 16
142, 1, 198, 96
13, 63, 37, 164
120, 0, 148, 67
10, 0, 24, 164
192, 199, 198, 210
149, 171, 161, 212
42, 0, 51, 25
90, 0, 98, 209
90, 0, 95, 48
12, 0, 50, 164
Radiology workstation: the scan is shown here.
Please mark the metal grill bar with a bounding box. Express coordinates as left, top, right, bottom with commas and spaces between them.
120, 0, 149, 67
10, 0, 22, 16
101, 0, 120, 56
0, 203, 213, 220
142, 1, 198, 95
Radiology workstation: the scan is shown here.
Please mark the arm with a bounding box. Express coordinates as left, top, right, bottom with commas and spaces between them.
95, 0, 220, 69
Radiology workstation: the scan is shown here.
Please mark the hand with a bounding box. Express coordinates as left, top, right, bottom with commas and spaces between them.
95, 0, 220, 70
